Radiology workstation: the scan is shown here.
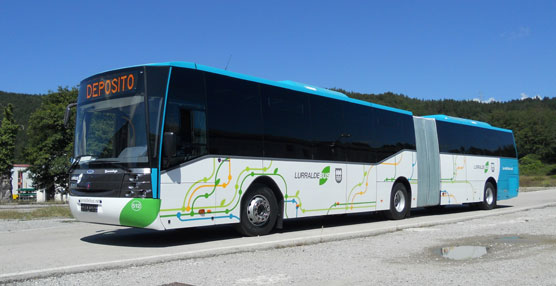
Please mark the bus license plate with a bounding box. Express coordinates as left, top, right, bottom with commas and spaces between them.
81, 204, 98, 213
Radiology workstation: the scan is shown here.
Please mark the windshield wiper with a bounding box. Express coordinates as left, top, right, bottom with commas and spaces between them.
67, 155, 96, 174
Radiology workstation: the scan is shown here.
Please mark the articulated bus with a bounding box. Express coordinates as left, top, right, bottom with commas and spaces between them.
68, 62, 519, 236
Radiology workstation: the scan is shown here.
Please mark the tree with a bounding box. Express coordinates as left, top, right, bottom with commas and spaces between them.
0, 104, 20, 200
24, 87, 77, 200
0, 91, 43, 163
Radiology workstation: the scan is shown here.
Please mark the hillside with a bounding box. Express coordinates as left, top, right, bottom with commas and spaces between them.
0, 91, 44, 163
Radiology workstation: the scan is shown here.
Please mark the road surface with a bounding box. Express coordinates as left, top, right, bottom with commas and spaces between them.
1, 189, 556, 284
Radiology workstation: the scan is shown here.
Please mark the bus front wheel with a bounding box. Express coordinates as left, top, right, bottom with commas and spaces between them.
238, 185, 278, 236
384, 183, 410, 220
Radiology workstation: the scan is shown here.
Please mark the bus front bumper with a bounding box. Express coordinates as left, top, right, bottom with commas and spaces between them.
69, 195, 165, 230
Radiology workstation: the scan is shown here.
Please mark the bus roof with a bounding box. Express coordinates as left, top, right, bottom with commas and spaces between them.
424, 114, 513, 133
144, 61, 413, 116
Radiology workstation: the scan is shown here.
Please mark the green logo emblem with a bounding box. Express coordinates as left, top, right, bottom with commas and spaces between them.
131, 201, 142, 212
319, 166, 330, 185
484, 162, 489, 174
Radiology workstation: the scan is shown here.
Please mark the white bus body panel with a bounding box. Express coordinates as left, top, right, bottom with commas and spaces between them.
439, 154, 499, 205
158, 151, 418, 229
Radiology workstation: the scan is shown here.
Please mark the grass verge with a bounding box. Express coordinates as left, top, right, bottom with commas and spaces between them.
0, 206, 73, 220
0, 200, 67, 205
520, 175, 556, 188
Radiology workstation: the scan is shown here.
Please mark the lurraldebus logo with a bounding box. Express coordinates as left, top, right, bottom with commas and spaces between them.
293, 166, 331, 186
473, 161, 495, 173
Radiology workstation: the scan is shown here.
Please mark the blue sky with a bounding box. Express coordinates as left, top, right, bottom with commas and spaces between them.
1, 1, 554, 101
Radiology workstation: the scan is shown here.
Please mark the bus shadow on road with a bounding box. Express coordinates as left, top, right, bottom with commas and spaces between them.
80, 224, 243, 248
80, 204, 512, 247
281, 204, 513, 233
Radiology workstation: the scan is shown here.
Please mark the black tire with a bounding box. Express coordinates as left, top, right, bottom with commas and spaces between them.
384, 183, 410, 220
478, 182, 497, 210
237, 184, 278, 236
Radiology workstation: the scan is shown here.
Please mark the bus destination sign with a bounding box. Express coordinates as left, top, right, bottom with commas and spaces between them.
83, 72, 138, 101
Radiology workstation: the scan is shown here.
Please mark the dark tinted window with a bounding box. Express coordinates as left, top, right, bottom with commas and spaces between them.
436, 121, 517, 158
343, 102, 374, 163
310, 96, 345, 161
263, 85, 312, 159
205, 73, 263, 156
162, 68, 207, 169
146, 66, 169, 167
497, 131, 517, 158
436, 121, 465, 154
372, 109, 416, 162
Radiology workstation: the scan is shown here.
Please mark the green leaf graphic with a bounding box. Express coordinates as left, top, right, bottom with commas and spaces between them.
319, 166, 331, 185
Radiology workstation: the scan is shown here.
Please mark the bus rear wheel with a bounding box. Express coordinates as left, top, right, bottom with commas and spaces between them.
478, 182, 497, 210
238, 185, 278, 236
384, 183, 410, 220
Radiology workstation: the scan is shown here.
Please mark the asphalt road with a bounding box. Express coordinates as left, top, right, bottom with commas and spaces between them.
1, 189, 556, 284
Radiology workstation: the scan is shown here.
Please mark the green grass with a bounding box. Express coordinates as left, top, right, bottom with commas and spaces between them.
0, 206, 73, 220
518, 156, 556, 187
520, 164, 556, 177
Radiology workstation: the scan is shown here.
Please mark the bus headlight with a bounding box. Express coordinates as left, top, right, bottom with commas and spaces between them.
123, 173, 152, 198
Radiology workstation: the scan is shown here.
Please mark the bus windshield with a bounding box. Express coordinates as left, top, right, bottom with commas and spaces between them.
74, 95, 149, 165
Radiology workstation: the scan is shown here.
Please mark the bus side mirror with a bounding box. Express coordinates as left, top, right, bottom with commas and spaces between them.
163, 132, 176, 158
64, 103, 77, 127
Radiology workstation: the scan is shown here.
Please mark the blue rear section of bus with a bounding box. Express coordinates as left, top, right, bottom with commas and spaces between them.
498, 158, 519, 200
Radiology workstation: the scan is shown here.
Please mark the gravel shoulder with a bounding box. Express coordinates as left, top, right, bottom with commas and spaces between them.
7, 205, 556, 286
